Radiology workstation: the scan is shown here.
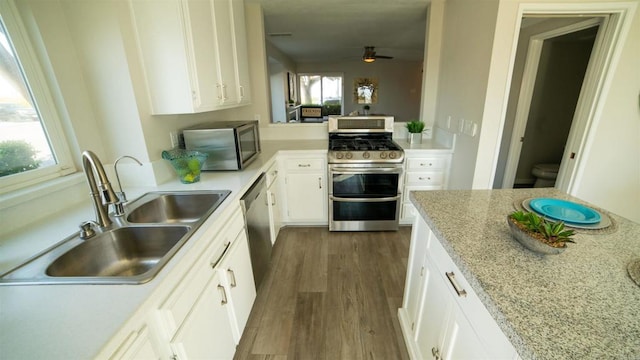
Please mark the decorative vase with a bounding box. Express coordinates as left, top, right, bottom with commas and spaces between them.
408, 132, 422, 144
506, 217, 566, 255
162, 149, 208, 184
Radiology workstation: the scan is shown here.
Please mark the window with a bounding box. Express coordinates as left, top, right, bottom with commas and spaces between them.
0, 1, 74, 194
298, 73, 343, 116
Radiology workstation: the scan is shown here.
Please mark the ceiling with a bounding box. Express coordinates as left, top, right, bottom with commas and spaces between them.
246, 0, 429, 64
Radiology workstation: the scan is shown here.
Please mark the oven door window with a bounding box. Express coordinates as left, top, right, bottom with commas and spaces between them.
332, 199, 398, 221
331, 172, 399, 198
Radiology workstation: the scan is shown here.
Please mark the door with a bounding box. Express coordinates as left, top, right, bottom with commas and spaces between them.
170, 271, 236, 359
498, 18, 601, 188
219, 231, 256, 343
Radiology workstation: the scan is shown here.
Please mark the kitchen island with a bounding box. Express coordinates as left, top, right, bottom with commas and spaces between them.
404, 188, 640, 359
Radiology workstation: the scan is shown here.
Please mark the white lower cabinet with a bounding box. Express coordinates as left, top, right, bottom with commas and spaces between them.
400, 152, 451, 225
169, 271, 237, 359
217, 231, 256, 343
399, 215, 517, 360
266, 161, 282, 244
280, 154, 328, 224
109, 325, 159, 360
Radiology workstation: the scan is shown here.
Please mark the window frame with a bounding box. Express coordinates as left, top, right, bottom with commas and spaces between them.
297, 72, 344, 113
0, 0, 75, 194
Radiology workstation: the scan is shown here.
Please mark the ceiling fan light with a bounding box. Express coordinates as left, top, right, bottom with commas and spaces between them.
363, 56, 375, 63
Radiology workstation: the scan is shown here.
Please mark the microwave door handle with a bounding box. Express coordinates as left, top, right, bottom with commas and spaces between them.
329, 195, 401, 203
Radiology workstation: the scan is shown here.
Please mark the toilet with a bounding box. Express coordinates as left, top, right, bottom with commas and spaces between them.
531, 163, 559, 188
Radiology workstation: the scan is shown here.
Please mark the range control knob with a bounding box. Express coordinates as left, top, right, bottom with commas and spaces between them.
379, 152, 388, 159
345, 152, 353, 159
389, 152, 397, 159
362, 151, 370, 159
336, 152, 344, 159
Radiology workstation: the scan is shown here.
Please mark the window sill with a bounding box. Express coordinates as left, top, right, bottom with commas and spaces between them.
0, 172, 85, 211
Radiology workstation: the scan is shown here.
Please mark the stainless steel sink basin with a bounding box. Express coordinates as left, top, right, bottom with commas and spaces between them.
0, 190, 232, 285
46, 226, 189, 278
126, 191, 230, 223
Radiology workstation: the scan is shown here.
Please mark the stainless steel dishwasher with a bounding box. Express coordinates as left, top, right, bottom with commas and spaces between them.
240, 173, 272, 290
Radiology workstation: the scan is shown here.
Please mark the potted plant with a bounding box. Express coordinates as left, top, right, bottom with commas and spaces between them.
406, 120, 425, 144
363, 104, 370, 115
507, 210, 576, 255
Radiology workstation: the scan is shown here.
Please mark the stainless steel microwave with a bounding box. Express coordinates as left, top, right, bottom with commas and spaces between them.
181, 120, 261, 171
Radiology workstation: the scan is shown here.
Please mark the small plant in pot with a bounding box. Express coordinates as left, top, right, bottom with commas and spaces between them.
507, 210, 576, 255
406, 120, 425, 144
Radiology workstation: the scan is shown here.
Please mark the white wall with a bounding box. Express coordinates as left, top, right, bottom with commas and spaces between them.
432, 0, 500, 189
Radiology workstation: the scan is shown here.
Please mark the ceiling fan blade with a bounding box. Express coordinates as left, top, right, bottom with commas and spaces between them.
376, 55, 394, 59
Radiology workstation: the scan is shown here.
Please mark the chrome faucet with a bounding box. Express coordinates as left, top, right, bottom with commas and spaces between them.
113, 155, 143, 216
81, 150, 118, 228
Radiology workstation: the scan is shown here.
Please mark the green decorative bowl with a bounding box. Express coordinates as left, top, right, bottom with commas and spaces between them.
162, 149, 208, 184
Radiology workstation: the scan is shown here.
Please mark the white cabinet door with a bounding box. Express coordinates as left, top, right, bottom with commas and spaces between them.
415, 260, 451, 360
441, 305, 489, 360
402, 215, 430, 330
110, 326, 159, 360
229, 0, 251, 105
130, 0, 250, 114
267, 185, 282, 244
285, 172, 327, 222
170, 271, 236, 360
218, 231, 256, 343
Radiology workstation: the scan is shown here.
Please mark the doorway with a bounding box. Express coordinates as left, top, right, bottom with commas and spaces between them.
494, 18, 601, 189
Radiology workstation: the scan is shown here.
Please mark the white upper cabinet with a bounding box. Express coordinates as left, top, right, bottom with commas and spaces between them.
130, 0, 251, 114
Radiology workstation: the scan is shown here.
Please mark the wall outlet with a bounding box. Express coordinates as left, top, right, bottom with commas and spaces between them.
446, 115, 452, 129
169, 131, 179, 148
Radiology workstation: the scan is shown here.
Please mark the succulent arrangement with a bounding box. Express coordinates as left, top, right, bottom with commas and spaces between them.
508, 210, 576, 249
406, 120, 425, 134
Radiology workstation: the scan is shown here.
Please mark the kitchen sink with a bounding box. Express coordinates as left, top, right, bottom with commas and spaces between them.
0, 190, 232, 285
127, 191, 230, 223
46, 226, 189, 278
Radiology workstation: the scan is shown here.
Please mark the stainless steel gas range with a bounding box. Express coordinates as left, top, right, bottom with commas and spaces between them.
327, 116, 405, 231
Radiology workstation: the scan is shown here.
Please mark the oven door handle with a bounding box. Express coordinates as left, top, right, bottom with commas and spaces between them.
329, 195, 401, 203
329, 167, 403, 174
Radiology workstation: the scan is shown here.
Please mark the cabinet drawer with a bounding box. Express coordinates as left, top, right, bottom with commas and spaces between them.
265, 162, 279, 187
427, 235, 515, 355
403, 186, 443, 201
284, 158, 324, 171
407, 157, 448, 171
159, 209, 245, 336
406, 172, 444, 186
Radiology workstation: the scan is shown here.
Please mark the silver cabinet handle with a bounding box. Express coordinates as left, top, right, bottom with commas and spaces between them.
298, 163, 311, 167
210, 241, 231, 269
217, 284, 228, 305
216, 84, 223, 100
420, 162, 433, 167
227, 268, 237, 287
318, 177, 322, 189
271, 192, 276, 206
432, 347, 441, 360
418, 176, 432, 181
239, 85, 245, 99
445, 272, 467, 297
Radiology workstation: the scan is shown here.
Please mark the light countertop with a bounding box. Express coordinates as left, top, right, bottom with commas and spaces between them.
410, 188, 640, 360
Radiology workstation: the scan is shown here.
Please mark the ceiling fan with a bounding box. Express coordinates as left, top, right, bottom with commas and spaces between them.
362, 46, 394, 63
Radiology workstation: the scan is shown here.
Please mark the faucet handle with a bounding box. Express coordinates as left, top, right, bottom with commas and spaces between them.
79, 220, 98, 240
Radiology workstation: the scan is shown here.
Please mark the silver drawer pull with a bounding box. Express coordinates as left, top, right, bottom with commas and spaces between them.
445, 272, 467, 297
227, 268, 237, 287
298, 164, 311, 167
420, 162, 433, 167
217, 284, 228, 305
418, 176, 431, 181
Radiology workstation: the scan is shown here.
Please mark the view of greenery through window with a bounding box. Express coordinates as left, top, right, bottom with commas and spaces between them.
299, 74, 342, 116
0, 20, 55, 178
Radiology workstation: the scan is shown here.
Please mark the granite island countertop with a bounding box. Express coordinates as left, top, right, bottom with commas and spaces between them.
410, 188, 640, 360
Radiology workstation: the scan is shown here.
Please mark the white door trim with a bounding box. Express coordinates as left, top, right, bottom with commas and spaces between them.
484, 1, 638, 192
501, 18, 602, 188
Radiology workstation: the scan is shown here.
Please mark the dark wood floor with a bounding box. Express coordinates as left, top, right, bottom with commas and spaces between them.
234, 226, 412, 360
